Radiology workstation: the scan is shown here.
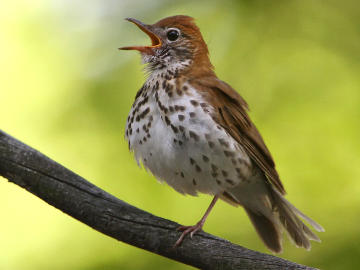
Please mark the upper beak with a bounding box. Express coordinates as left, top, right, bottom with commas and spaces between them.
119, 18, 162, 53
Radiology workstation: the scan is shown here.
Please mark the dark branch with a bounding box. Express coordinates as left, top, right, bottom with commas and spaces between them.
0, 130, 316, 270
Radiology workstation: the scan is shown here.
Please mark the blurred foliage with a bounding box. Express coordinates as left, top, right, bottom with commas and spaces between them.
1, 0, 359, 269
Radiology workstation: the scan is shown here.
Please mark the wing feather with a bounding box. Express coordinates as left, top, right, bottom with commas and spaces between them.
191, 77, 286, 194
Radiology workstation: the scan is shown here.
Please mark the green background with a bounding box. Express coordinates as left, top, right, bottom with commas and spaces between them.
1, 0, 359, 269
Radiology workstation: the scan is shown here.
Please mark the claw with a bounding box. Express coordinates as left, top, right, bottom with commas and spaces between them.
176, 225, 188, 231
174, 223, 203, 247
173, 196, 219, 247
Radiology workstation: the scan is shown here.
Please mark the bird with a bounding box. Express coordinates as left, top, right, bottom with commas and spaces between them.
119, 15, 324, 253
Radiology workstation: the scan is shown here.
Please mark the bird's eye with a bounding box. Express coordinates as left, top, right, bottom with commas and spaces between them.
167, 29, 180, 41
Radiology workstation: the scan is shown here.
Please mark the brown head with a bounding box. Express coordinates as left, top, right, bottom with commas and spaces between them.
120, 15, 213, 75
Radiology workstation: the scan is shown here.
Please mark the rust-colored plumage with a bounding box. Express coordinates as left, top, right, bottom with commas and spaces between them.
121, 15, 324, 253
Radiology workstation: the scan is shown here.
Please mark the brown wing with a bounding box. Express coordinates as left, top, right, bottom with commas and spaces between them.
192, 76, 286, 194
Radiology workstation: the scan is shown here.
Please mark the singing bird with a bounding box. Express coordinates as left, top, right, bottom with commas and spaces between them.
120, 15, 324, 253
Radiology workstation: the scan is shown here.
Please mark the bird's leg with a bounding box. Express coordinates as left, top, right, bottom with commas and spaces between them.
175, 195, 219, 246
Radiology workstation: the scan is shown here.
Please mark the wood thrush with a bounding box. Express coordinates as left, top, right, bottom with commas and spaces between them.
120, 15, 324, 253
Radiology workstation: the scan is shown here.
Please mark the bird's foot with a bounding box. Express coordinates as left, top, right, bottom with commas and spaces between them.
174, 222, 203, 247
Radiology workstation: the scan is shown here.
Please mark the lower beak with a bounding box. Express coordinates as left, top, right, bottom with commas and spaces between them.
119, 18, 162, 53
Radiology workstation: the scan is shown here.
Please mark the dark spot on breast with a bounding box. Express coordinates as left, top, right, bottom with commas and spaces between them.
190, 158, 195, 165
202, 155, 209, 162
178, 125, 185, 132
190, 100, 199, 107
189, 112, 196, 118
147, 133, 151, 138
195, 165, 202, 172
139, 107, 150, 119
183, 85, 188, 91
176, 89, 183, 96
157, 101, 168, 114
218, 138, 229, 147
200, 103, 208, 108
129, 128, 132, 135
180, 172, 184, 178
139, 140, 142, 145
231, 158, 237, 165
226, 179, 235, 185
192, 179, 197, 185
237, 158, 244, 164
135, 115, 140, 122
174, 138, 178, 143
211, 172, 218, 178
164, 116, 171, 126
178, 114, 185, 121
202, 108, 210, 113
144, 158, 147, 162
135, 85, 145, 99
178, 140, 183, 145
222, 170, 228, 177
154, 80, 159, 90
169, 106, 174, 112
136, 128, 139, 133
224, 150, 234, 157
208, 141, 215, 148
211, 164, 218, 171
171, 124, 178, 133
165, 84, 173, 97
216, 179, 222, 185
189, 131, 199, 141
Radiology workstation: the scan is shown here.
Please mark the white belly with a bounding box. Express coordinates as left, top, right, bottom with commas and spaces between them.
126, 80, 252, 196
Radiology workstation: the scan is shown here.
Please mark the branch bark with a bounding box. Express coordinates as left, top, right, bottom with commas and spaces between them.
0, 130, 316, 270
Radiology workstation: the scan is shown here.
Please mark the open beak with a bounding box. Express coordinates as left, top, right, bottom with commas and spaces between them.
119, 18, 162, 54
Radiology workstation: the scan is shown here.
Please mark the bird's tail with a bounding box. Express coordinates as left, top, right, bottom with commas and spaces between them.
221, 181, 324, 253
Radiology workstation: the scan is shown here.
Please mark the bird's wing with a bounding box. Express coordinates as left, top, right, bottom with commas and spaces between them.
192, 77, 286, 194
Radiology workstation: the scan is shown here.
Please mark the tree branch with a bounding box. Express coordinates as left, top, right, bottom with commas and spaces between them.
0, 130, 316, 270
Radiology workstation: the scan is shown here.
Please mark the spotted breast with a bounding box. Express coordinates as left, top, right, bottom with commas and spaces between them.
126, 70, 252, 196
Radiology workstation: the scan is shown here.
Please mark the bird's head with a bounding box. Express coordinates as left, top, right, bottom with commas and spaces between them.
120, 15, 213, 75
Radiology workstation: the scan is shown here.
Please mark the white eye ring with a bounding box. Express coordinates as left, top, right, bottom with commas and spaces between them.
166, 28, 180, 42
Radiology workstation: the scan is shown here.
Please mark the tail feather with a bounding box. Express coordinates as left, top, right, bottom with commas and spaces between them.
222, 179, 324, 253
244, 208, 283, 253
269, 187, 324, 249
282, 194, 325, 233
